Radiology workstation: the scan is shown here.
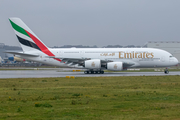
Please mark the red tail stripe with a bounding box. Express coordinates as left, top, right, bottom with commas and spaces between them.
54, 58, 62, 62
25, 30, 61, 62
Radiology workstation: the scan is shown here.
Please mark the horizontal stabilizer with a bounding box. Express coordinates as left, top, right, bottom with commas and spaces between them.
5, 51, 39, 57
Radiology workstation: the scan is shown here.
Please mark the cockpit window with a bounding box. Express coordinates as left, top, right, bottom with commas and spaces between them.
169, 56, 173, 58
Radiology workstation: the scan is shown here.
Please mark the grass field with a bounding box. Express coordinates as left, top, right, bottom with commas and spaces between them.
0, 76, 180, 120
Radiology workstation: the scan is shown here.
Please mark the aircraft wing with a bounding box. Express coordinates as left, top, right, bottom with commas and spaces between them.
47, 56, 135, 67
60, 58, 90, 66
5, 51, 39, 57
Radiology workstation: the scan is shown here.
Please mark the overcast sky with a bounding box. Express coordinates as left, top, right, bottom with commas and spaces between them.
0, 0, 180, 47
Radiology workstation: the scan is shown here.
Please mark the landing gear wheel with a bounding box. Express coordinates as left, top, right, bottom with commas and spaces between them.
164, 70, 169, 74
84, 70, 104, 74
84, 71, 89, 74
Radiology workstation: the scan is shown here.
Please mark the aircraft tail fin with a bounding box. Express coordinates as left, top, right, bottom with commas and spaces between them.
9, 18, 50, 53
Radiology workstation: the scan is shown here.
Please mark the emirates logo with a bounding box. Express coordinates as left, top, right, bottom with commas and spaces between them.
91, 62, 95, 67
114, 64, 117, 69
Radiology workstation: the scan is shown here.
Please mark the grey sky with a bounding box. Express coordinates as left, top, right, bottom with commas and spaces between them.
0, 0, 180, 47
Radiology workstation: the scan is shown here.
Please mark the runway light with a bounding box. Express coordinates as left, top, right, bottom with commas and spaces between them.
66, 76, 70, 78
70, 76, 75, 79
66, 76, 75, 79
73, 70, 81, 72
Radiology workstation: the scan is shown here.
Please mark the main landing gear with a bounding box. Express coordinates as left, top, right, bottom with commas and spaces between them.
164, 68, 169, 74
84, 70, 104, 74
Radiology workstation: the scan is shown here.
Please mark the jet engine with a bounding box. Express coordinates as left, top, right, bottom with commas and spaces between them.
106, 62, 123, 71
84, 59, 101, 69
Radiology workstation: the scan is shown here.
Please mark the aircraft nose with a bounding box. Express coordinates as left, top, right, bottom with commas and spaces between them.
174, 57, 179, 65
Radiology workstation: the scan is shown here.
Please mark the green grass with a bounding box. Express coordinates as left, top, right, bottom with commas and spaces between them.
0, 76, 180, 119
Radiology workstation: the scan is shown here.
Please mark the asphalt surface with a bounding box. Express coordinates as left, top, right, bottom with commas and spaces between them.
0, 69, 179, 78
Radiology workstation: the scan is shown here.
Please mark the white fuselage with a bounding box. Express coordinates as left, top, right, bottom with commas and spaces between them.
21, 48, 178, 69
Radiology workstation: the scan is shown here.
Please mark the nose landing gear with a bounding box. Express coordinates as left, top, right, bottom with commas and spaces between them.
164, 68, 169, 74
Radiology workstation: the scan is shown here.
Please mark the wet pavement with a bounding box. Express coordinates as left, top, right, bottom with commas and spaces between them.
0, 69, 179, 78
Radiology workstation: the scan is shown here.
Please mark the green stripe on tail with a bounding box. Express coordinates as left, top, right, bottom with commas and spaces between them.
9, 19, 30, 38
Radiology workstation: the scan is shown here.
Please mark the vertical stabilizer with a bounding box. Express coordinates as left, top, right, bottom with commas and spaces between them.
9, 18, 49, 53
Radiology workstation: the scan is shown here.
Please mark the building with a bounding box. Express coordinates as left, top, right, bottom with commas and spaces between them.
0, 43, 22, 59
146, 41, 180, 63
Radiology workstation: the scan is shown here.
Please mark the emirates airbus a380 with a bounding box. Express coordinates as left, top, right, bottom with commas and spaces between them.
7, 18, 178, 74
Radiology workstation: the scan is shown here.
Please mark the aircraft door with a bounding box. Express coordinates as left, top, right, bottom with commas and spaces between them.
80, 51, 84, 57
59, 50, 63, 57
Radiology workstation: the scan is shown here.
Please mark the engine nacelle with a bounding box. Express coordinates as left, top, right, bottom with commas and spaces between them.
84, 59, 101, 69
106, 62, 123, 71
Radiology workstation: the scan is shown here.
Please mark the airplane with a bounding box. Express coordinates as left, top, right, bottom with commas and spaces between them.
7, 17, 179, 74
8, 56, 26, 62
0, 56, 3, 64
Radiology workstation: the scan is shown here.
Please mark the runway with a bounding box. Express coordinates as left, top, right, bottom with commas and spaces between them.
0, 69, 180, 78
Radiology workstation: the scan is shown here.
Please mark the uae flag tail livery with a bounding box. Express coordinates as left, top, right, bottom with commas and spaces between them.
9, 18, 56, 58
